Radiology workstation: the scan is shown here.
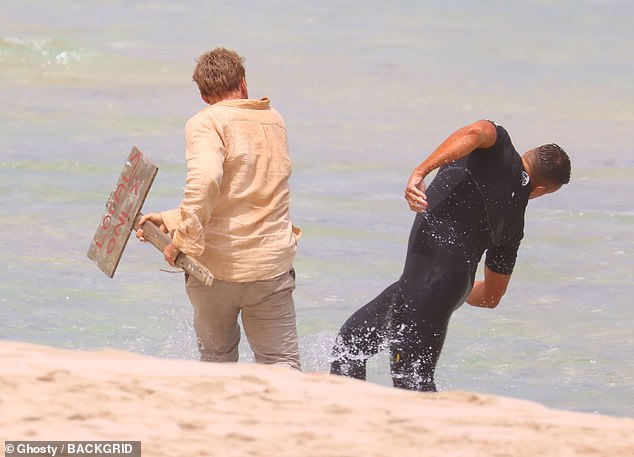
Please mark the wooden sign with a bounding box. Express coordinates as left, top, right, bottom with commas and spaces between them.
87, 147, 158, 277
87, 147, 214, 286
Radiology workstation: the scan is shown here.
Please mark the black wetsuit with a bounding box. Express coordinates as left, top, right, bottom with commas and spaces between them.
330, 122, 531, 391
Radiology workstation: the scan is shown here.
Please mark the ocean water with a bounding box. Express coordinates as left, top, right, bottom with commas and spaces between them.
1, 0, 633, 417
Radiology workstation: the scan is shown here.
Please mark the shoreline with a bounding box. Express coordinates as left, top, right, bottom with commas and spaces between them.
2, 340, 633, 456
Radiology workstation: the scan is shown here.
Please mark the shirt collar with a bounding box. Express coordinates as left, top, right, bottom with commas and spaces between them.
213, 97, 270, 110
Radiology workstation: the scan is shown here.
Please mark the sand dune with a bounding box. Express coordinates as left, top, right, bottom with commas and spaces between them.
1, 340, 632, 457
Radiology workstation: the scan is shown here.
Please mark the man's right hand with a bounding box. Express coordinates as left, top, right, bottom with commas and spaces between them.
135, 213, 168, 242
405, 168, 428, 213
404, 120, 499, 213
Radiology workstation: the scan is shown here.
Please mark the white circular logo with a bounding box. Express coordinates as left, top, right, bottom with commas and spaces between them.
521, 171, 530, 187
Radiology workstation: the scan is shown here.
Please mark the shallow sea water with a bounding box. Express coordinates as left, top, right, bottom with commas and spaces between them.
1, 0, 633, 417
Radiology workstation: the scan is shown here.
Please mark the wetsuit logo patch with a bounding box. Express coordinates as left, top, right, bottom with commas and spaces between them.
521, 171, 530, 187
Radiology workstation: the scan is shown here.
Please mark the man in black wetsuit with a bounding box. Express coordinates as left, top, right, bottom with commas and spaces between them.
330, 119, 571, 392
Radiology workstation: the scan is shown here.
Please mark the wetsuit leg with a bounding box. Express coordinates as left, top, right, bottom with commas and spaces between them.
330, 282, 402, 379
388, 215, 474, 392
330, 246, 473, 389
389, 269, 472, 391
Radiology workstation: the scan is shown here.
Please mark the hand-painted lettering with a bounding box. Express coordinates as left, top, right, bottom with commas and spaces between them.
113, 202, 132, 237
113, 183, 126, 204
88, 147, 158, 279
94, 233, 105, 249
121, 149, 141, 184
101, 213, 112, 230
106, 235, 117, 254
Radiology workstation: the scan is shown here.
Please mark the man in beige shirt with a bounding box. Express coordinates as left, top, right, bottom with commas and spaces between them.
137, 48, 300, 369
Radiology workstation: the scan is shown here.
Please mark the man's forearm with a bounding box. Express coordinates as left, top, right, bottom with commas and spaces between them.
466, 281, 501, 309
467, 266, 512, 309
414, 121, 498, 179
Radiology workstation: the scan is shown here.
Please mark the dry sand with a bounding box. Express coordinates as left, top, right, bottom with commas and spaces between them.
1, 340, 632, 456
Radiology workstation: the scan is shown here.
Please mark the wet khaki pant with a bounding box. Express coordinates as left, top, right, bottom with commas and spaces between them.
185, 269, 301, 370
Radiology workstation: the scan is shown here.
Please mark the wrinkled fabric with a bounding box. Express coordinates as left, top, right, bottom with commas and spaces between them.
161, 97, 299, 281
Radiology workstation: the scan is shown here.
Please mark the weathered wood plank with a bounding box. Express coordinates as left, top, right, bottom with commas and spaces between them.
87, 147, 157, 277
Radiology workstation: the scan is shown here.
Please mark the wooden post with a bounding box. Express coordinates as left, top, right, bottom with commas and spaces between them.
131, 215, 215, 286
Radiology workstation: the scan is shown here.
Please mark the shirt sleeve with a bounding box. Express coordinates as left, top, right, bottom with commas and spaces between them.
485, 238, 521, 275
159, 208, 182, 234
171, 112, 226, 257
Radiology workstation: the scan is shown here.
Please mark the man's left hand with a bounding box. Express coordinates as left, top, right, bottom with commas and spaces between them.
163, 242, 181, 267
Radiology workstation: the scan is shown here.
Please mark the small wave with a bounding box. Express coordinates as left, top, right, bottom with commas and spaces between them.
1, 36, 87, 67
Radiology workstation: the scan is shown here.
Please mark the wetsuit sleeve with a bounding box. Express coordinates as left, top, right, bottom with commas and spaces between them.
485, 238, 521, 275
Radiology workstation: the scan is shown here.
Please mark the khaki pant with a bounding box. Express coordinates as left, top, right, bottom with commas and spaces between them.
185, 269, 301, 370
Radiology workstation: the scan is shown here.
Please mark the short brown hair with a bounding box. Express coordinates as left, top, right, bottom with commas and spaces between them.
529, 144, 571, 186
193, 47, 245, 99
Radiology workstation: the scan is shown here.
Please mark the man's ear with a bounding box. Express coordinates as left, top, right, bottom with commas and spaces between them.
201, 94, 211, 104
240, 77, 248, 98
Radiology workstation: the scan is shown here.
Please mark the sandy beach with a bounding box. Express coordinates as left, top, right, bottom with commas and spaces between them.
1, 340, 632, 457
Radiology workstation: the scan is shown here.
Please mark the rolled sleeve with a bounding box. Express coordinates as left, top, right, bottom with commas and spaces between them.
160, 209, 182, 234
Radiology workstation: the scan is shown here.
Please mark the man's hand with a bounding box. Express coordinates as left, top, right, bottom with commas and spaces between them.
405, 168, 428, 213
162, 242, 180, 267
404, 120, 499, 213
135, 213, 168, 242
135, 213, 181, 267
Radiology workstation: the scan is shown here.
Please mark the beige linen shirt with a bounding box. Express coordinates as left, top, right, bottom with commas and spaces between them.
161, 97, 298, 282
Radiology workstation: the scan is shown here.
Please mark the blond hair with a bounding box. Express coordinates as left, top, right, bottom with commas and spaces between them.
193, 47, 245, 99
